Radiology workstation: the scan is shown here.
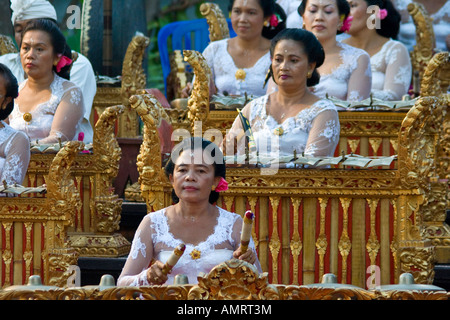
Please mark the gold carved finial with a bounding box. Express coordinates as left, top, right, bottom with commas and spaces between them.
130, 93, 170, 211
200, 2, 230, 42
408, 2, 435, 92
119, 32, 150, 137
183, 50, 211, 135
420, 52, 450, 97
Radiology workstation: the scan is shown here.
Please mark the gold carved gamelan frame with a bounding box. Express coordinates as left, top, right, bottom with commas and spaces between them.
24, 106, 130, 257
0, 259, 448, 300
0, 142, 83, 288
127, 50, 449, 288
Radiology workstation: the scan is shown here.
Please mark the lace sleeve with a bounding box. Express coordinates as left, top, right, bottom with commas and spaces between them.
346, 51, 372, 101
304, 108, 340, 157
371, 42, 412, 101
38, 84, 85, 144
0, 131, 30, 185
117, 214, 155, 286
230, 214, 262, 272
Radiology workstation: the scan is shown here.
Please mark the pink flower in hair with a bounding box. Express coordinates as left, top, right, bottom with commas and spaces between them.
340, 16, 353, 32
377, 9, 388, 20
215, 177, 228, 192
269, 14, 279, 27
56, 55, 73, 72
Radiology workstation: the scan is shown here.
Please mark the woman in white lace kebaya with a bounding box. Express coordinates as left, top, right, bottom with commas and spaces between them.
0, 63, 30, 187
343, 0, 412, 100
182, 0, 286, 98
118, 138, 261, 286
298, 0, 372, 101
225, 29, 340, 159
8, 19, 84, 144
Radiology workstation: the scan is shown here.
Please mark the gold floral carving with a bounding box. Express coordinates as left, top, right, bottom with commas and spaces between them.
0, 142, 82, 288
338, 198, 352, 283
200, 2, 230, 42
366, 199, 380, 266
91, 105, 123, 232
0, 35, 17, 55
289, 197, 302, 285
65, 106, 130, 258
420, 52, 450, 97
188, 259, 279, 300
269, 197, 281, 284
316, 198, 329, 280
1, 261, 448, 300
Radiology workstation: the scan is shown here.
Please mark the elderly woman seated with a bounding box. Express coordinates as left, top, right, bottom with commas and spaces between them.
118, 137, 261, 286
0, 63, 30, 187
224, 28, 340, 162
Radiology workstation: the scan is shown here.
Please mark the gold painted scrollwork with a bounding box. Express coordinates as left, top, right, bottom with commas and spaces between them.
183, 50, 211, 135
200, 2, 230, 42
408, 2, 435, 92
92, 105, 124, 233
0, 35, 17, 55
188, 259, 279, 300
120, 32, 150, 137
130, 93, 171, 211
44, 141, 84, 287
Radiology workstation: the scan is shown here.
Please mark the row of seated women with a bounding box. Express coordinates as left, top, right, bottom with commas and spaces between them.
184, 0, 415, 102
117, 0, 446, 286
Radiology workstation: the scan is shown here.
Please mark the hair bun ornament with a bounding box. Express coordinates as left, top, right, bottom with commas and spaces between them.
340, 16, 353, 32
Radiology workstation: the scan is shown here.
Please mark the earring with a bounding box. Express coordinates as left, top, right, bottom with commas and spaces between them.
211, 185, 216, 191
307, 71, 312, 79
264, 20, 270, 27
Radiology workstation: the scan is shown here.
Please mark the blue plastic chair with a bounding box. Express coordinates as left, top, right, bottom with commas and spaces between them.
157, 18, 235, 95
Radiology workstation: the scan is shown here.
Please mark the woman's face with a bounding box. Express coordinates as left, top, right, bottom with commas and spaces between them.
170, 149, 221, 204
230, 0, 268, 40
302, 0, 341, 41
20, 30, 59, 79
347, 0, 369, 35
271, 39, 315, 88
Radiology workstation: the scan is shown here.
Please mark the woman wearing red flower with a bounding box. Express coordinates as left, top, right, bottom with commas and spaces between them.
118, 137, 261, 286
8, 19, 84, 144
299, 0, 372, 102
182, 0, 286, 98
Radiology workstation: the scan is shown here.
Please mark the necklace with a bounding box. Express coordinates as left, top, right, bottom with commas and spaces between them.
183, 215, 197, 222
268, 95, 286, 135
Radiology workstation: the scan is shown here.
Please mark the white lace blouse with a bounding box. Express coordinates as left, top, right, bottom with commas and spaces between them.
117, 206, 260, 286
0, 121, 30, 187
226, 95, 340, 159
202, 38, 271, 97
312, 42, 372, 102
9, 74, 84, 144
371, 39, 412, 100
